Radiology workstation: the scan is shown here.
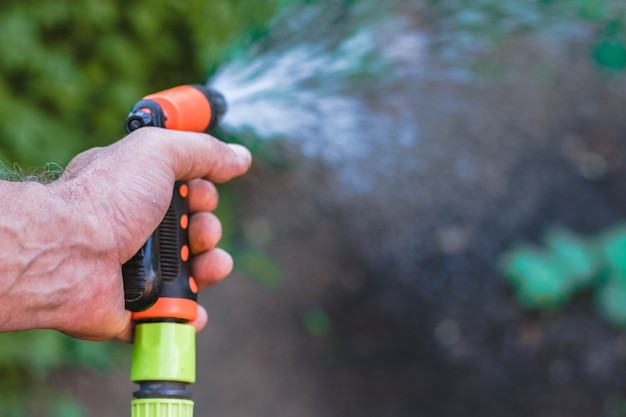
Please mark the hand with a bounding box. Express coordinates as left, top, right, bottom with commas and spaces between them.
0, 127, 251, 341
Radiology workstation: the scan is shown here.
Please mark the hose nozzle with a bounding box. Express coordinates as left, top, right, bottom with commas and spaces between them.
125, 85, 227, 134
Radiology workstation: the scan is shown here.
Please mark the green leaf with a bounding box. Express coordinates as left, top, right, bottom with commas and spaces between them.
236, 250, 283, 287
303, 309, 331, 337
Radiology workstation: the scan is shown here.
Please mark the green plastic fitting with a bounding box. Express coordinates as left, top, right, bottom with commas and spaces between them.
131, 322, 196, 383
131, 399, 194, 417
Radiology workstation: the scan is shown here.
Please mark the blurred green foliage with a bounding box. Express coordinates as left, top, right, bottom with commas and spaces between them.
0, 330, 125, 416
426, 0, 626, 72
235, 250, 283, 287
303, 309, 331, 337
0, 0, 283, 168
500, 224, 626, 328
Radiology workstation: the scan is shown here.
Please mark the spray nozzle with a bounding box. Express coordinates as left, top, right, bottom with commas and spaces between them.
125, 85, 227, 134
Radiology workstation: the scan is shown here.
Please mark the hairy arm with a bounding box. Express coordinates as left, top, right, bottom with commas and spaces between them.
0, 128, 251, 340
0, 180, 113, 333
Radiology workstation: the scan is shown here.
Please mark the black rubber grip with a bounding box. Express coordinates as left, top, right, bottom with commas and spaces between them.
122, 181, 197, 312
159, 181, 197, 302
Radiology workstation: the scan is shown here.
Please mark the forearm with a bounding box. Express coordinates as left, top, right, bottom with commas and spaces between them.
0, 180, 117, 333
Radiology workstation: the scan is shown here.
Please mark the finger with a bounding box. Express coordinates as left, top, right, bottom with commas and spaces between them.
189, 305, 208, 333
191, 247, 233, 290
115, 311, 134, 343
188, 179, 219, 213
127, 128, 252, 183
189, 212, 222, 254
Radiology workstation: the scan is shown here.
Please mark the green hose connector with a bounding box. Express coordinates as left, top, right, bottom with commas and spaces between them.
130, 322, 196, 417
131, 399, 193, 417
131, 322, 195, 383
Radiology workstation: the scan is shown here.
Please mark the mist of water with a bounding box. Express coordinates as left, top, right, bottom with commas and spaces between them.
209, 3, 429, 194
208, 0, 592, 198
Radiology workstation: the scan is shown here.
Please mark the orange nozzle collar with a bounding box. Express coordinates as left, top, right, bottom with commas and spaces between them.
143, 85, 213, 132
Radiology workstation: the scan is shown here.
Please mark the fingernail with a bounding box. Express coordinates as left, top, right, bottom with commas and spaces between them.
228, 143, 252, 163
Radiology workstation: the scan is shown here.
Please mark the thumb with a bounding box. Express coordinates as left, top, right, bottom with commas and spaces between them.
126, 127, 252, 183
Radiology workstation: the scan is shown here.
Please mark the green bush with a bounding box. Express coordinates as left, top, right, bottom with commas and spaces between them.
0, 0, 282, 168
425, 0, 626, 73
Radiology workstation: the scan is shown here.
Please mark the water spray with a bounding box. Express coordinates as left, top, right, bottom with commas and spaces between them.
122, 84, 227, 417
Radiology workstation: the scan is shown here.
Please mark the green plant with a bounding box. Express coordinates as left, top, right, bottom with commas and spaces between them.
425, 0, 626, 72
0, 330, 126, 416
500, 224, 626, 327
0, 0, 283, 168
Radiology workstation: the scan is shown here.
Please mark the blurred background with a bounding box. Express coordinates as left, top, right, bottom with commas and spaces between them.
2, 0, 626, 416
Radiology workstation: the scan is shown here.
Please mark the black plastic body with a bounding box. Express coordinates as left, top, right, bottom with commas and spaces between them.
192, 85, 227, 130
124, 100, 165, 132
134, 381, 192, 400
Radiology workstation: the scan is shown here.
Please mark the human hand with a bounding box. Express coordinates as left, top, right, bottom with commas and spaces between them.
0, 127, 251, 341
